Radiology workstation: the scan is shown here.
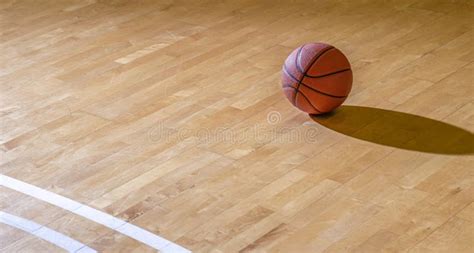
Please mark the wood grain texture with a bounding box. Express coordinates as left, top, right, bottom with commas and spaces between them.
1, 0, 473, 252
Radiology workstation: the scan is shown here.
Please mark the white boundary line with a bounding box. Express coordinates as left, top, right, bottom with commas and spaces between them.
0, 211, 97, 253
0, 174, 191, 253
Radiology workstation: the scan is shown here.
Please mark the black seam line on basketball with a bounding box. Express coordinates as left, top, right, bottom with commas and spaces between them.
282, 83, 347, 99
304, 46, 335, 74
293, 46, 335, 103
296, 89, 323, 113
293, 45, 305, 103
283, 67, 347, 99
284, 86, 323, 113
304, 68, 351, 78
283, 65, 347, 99
295, 44, 306, 74
282, 86, 297, 106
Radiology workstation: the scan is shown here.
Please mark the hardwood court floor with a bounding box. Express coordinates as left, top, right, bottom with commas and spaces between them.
1, 0, 473, 252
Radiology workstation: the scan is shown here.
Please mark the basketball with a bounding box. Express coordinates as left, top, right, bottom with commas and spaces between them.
282, 42, 352, 115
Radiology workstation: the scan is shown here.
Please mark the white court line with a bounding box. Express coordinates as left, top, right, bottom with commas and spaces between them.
0, 174, 191, 253
0, 211, 97, 253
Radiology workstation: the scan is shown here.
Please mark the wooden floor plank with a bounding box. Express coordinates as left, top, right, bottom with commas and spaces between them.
1, 0, 472, 252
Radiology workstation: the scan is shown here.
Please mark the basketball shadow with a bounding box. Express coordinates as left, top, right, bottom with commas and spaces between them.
311, 105, 474, 155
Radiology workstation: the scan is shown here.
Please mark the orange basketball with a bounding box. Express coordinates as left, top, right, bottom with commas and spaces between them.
281, 42, 352, 114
